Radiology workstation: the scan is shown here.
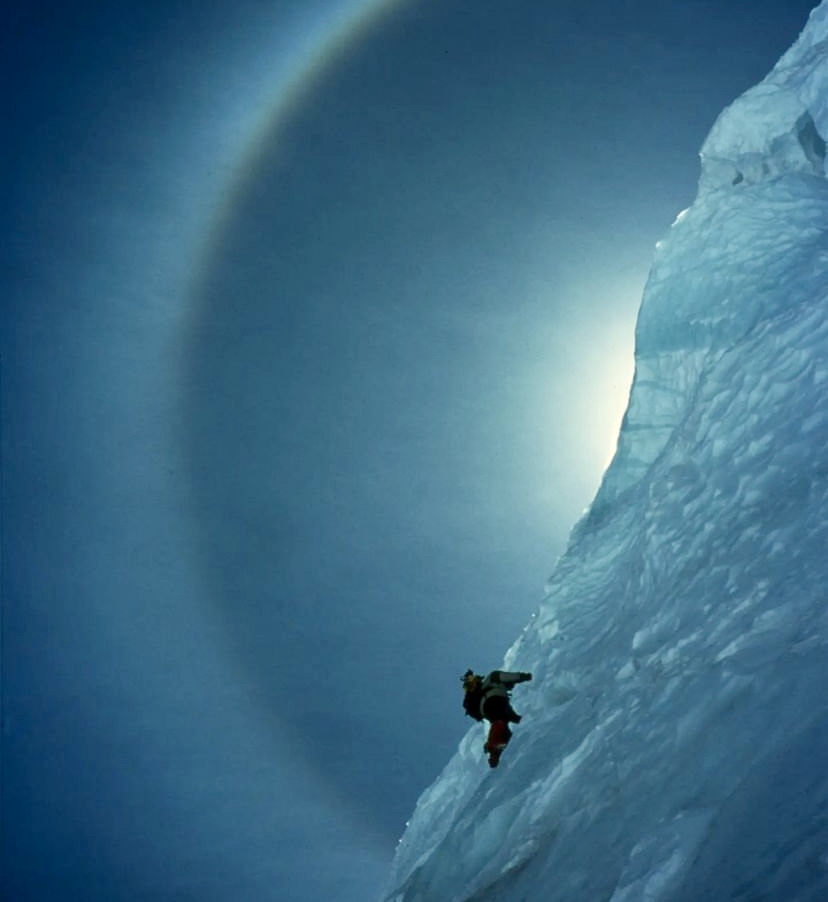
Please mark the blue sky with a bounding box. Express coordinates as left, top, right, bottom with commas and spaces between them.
2, 1, 818, 899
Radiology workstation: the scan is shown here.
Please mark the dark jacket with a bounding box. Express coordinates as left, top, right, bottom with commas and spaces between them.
469, 670, 531, 722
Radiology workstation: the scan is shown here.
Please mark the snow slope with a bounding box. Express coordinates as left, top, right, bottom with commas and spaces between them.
383, 4, 828, 900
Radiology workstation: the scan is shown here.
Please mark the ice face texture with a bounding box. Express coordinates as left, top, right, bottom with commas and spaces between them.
384, 4, 828, 901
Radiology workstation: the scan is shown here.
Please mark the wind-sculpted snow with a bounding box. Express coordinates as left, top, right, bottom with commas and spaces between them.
384, 4, 828, 901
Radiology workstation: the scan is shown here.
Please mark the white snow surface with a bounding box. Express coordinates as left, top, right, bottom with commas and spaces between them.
383, 5, 828, 901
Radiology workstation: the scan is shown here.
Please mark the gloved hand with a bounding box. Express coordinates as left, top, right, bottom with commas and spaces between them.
519, 672, 533, 682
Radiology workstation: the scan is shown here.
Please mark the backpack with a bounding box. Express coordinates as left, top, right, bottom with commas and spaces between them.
462, 681, 484, 721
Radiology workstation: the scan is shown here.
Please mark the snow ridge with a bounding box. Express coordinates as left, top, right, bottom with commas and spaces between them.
383, 4, 828, 900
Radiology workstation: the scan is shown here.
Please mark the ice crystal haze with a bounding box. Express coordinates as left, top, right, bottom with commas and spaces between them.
384, 4, 828, 900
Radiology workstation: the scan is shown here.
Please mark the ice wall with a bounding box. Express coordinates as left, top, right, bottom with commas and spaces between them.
383, 4, 828, 900
601, 0, 828, 504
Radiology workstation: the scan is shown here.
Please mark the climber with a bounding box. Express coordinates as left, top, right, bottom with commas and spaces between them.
462, 669, 532, 767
